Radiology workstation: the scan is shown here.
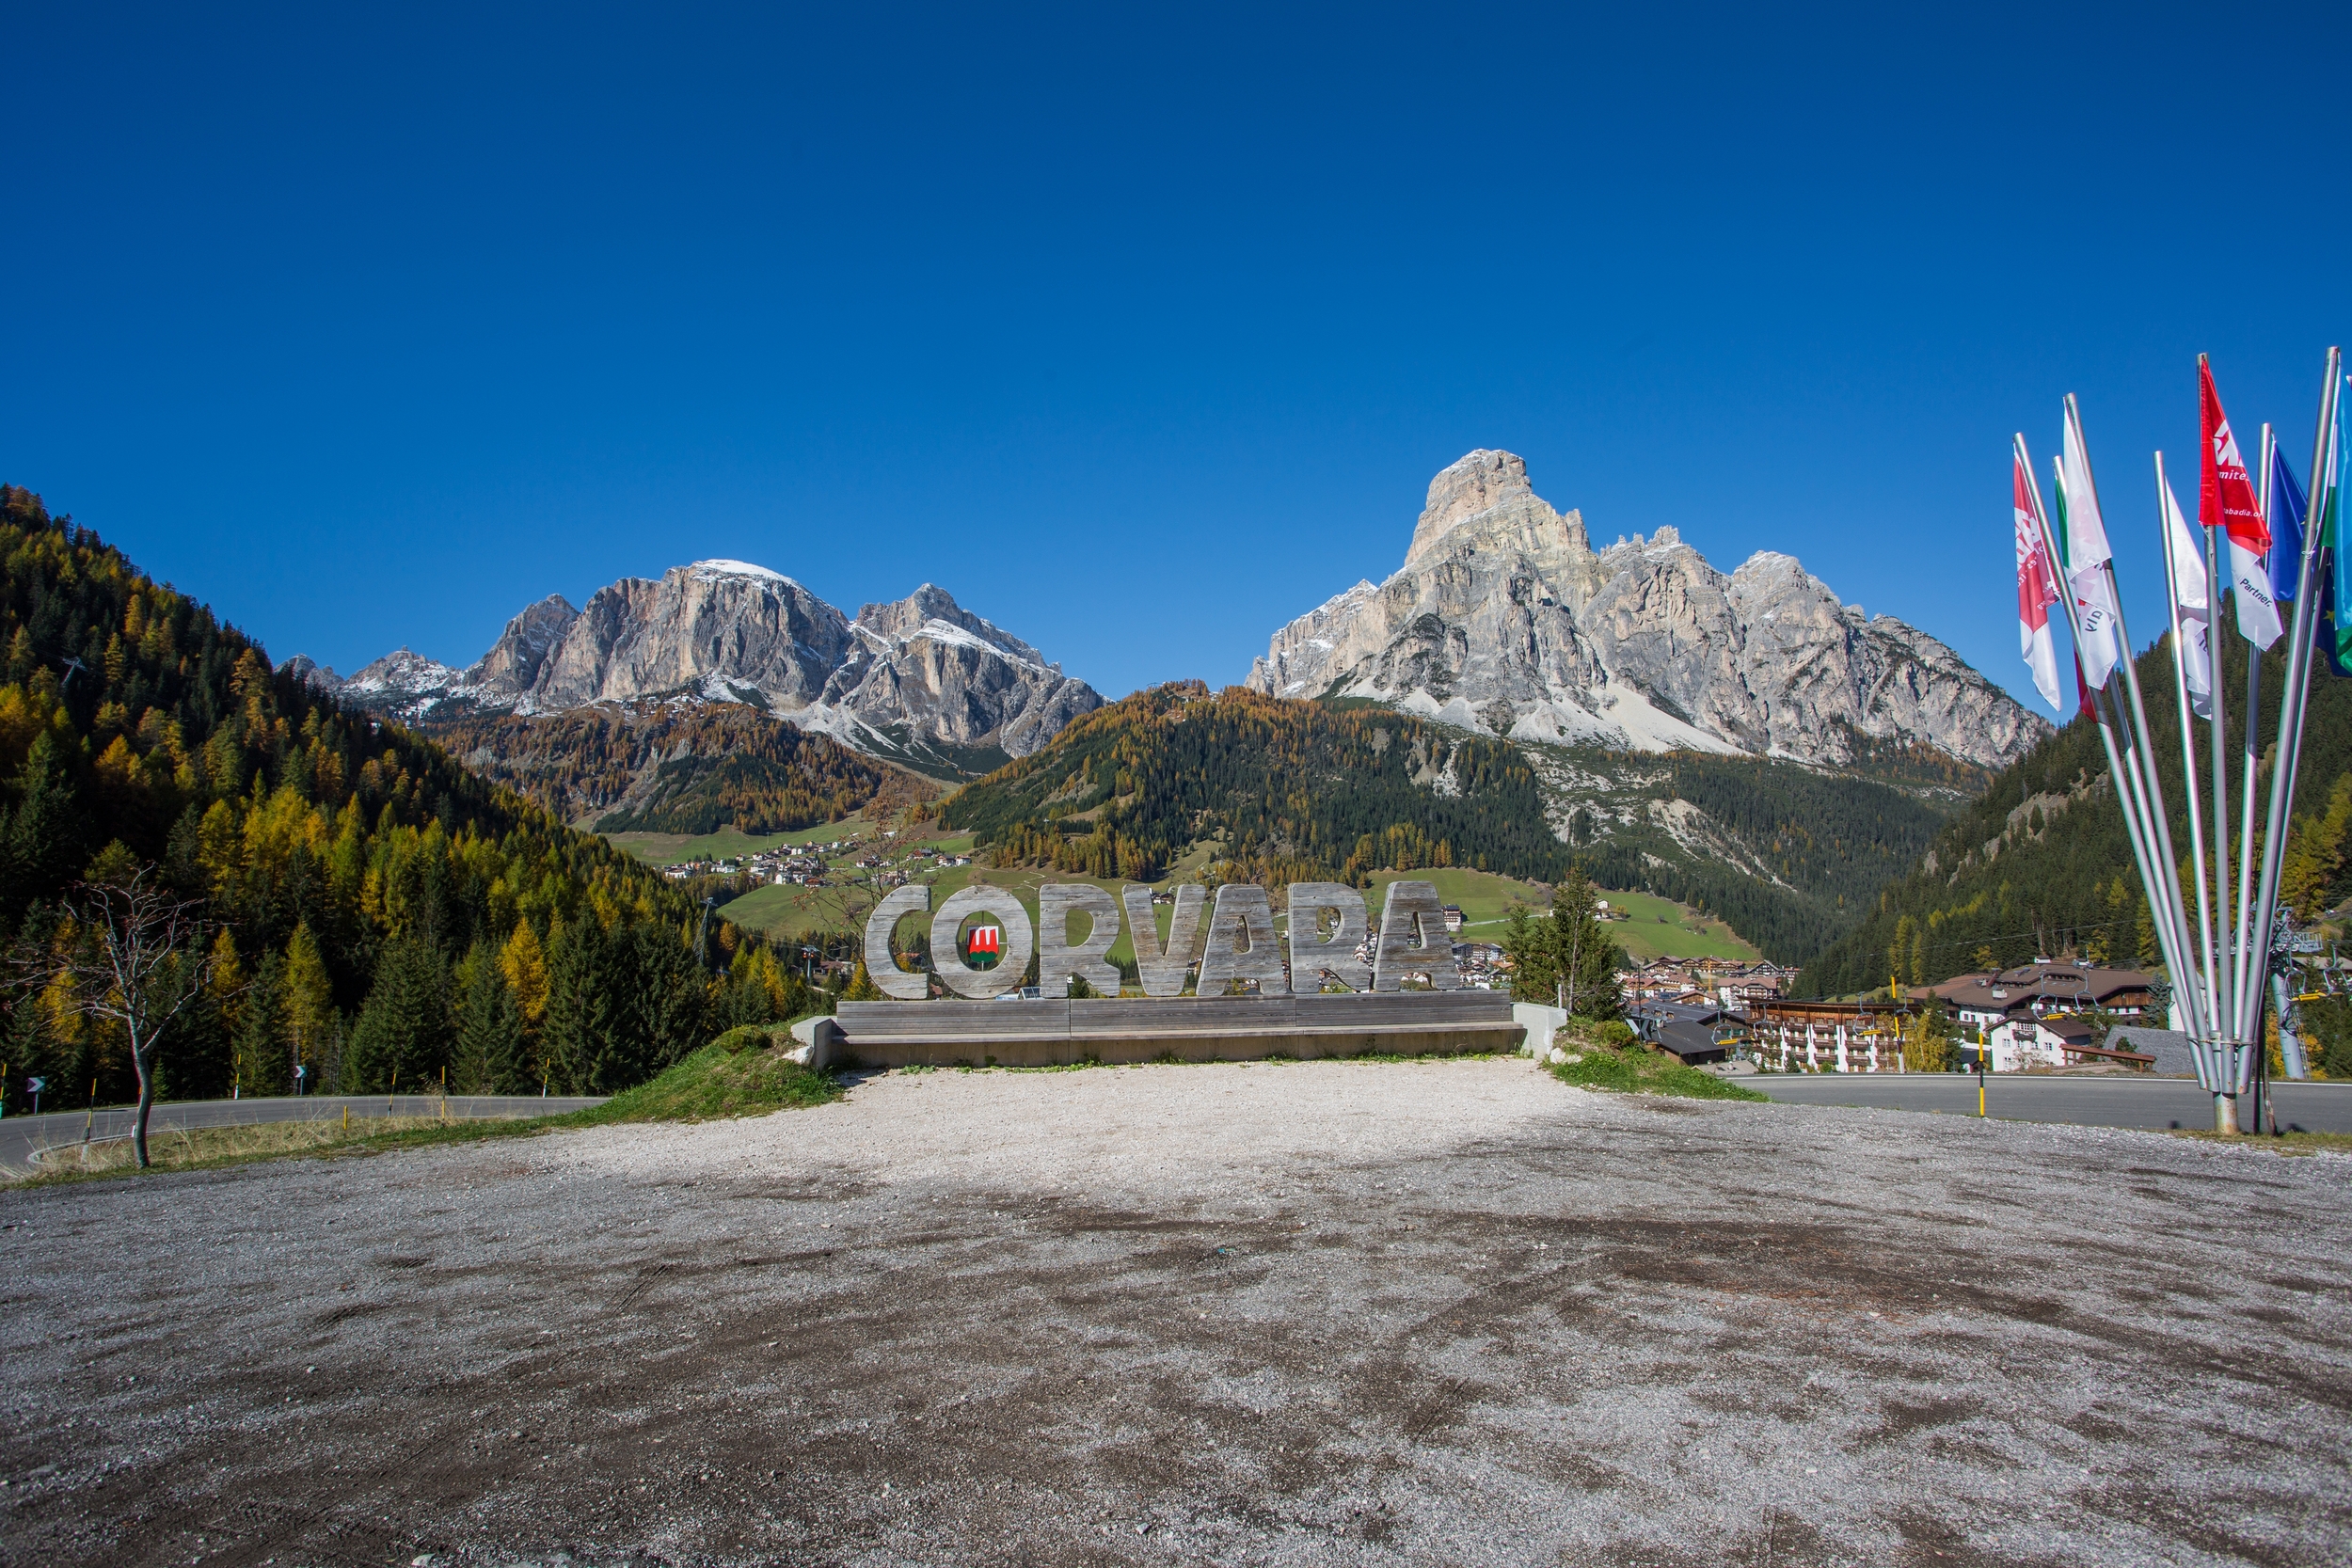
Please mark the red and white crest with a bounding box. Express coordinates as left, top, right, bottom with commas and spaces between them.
2200, 359, 2270, 554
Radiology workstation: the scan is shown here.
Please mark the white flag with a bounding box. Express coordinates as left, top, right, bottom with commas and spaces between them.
2060, 405, 2125, 687
2228, 532, 2284, 648
2161, 474, 2213, 718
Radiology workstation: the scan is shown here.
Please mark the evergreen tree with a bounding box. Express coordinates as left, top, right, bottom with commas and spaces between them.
600, 920, 707, 1088
234, 949, 288, 1097
282, 920, 336, 1090
1, 987, 55, 1115
541, 917, 612, 1095
452, 941, 526, 1094
345, 937, 454, 1092
1502, 869, 1626, 1019
842, 962, 883, 1001
3, 731, 87, 919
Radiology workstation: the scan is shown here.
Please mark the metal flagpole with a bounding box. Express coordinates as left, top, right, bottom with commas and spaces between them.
2242, 349, 2344, 1070
2019, 441, 2201, 1023
2066, 398, 2202, 1034
2156, 451, 2221, 1040
2234, 425, 2275, 1024
2201, 410, 2240, 1131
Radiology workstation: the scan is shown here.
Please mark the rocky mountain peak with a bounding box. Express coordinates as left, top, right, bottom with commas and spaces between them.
851, 584, 1045, 669
1248, 451, 2048, 770
344, 646, 463, 699
1407, 449, 1534, 564
465, 593, 580, 702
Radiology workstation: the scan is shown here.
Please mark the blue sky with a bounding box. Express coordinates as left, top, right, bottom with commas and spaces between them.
4, 4, 2346, 713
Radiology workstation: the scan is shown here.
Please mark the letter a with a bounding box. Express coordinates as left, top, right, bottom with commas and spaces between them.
1372, 879, 1460, 991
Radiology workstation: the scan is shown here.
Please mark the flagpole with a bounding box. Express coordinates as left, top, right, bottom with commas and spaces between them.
2233, 424, 2275, 1024
2243, 348, 2344, 1068
2201, 423, 2240, 1129
2019, 439, 2200, 1021
2156, 450, 2220, 1039
2065, 396, 2201, 1035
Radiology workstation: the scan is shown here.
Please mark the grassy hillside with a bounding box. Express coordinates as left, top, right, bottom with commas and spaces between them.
1802, 626, 2352, 998
1517, 742, 1951, 964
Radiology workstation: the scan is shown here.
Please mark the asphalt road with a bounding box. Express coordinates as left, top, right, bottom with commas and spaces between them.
1750, 1070, 2352, 1132
0, 1093, 605, 1172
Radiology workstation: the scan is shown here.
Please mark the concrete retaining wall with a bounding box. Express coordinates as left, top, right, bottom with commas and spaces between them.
831, 992, 1524, 1068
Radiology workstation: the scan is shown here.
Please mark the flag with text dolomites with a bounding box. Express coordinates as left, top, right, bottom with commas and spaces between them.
2200, 359, 2284, 647
2058, 403, 2124, 686
2013, 449, 2063, 711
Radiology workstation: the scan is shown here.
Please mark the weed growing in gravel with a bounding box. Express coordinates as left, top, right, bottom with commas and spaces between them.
1548, 1038, 1767, 1101
12, 1039, 845, 1184
2168, 1129, 2352, 1156
18, 1116, 466, 1182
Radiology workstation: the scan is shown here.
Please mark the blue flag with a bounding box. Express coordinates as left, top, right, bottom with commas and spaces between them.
2268, 440, 2307, 603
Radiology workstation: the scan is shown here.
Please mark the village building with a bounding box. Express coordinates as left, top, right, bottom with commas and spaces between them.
1928, 963, 2154, 1032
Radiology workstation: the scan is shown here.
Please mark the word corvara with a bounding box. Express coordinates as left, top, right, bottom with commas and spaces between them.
861, 879, 1462, 1002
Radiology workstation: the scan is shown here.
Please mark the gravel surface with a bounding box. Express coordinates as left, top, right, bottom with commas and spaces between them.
4, 1056, 2348, 1566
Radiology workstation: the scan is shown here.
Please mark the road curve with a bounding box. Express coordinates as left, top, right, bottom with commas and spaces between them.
1749, 1072, 2352, 1133
0, 1093, 605, 1174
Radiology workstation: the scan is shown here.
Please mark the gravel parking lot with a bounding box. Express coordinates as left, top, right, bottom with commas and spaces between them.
4, 1056, 2347, 1567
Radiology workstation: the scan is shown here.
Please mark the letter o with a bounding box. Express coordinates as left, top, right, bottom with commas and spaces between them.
931, 887, 1036, 999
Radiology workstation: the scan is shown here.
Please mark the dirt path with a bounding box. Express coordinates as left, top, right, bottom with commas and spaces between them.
4, 1057, 2346, 1566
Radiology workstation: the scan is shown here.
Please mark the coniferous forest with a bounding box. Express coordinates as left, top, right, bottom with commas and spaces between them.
0, 486, 813, 1113
947, 682, 1576, 888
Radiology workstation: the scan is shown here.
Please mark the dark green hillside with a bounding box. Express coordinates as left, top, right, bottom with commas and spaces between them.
1803, 626, 2352, 999
0, 485, 815, 1113
1553, 749, 1950, 962
945, 683, 1575, 887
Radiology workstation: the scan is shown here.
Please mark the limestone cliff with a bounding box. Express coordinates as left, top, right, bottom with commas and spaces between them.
1248, 450, 2046, 770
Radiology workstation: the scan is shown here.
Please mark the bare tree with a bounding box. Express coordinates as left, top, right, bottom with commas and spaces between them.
29, 864, 219, 1168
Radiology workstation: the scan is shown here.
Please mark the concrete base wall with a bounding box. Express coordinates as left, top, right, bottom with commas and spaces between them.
831, 993, 1525, 1069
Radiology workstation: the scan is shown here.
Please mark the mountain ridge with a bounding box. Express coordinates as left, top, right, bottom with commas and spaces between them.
1248, 449, 2047, 771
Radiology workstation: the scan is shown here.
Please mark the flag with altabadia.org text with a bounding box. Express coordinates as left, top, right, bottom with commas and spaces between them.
2163, 472, 2214, 716
2201, 358, 2285, 647
2013, 449, 2063, 711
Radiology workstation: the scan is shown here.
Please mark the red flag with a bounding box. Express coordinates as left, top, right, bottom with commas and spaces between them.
2013, 448, 2062, 709
2200, 357, 2270, 554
